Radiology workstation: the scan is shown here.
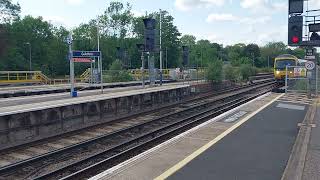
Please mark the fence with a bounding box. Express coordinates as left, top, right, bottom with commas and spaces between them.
285, 65, 319, 96
0, 71, 51, 85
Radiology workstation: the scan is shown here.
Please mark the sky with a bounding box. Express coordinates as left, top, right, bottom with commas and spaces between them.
13, 0, 320, 46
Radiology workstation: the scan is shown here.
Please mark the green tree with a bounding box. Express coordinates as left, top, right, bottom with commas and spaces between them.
0, 0, 20, 23
105, 60, 133, 82
224, 65, 238, 83
240, 64, 257, 81
243, 43, 260, 66
181, 35, 196, 46
206, 59, 223, 82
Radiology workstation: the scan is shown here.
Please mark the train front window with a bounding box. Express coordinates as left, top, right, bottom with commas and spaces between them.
275, 60, 296, 69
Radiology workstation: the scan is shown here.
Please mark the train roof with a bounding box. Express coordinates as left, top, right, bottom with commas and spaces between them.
275, 54, 298, 59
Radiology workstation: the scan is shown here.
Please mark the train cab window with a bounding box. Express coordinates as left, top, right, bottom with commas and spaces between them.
275, 60, 296, 69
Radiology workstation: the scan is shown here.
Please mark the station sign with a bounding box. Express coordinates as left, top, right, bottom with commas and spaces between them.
72, 51, 101, 57
294, 67, 307, 77
72, 58, 93, 63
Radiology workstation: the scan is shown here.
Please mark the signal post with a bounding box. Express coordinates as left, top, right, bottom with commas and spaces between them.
288, 0, 319, 96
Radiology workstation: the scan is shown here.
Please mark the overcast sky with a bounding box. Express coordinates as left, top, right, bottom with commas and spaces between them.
13, 0, 320, 46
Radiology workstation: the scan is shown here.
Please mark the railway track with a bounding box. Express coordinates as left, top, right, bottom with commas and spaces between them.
0, 79, 277, 180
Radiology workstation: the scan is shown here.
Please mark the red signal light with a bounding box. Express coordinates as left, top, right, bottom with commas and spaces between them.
292, 36, 299, 43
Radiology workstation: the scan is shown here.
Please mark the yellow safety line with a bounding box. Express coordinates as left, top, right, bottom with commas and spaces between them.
154, 93, 284, 180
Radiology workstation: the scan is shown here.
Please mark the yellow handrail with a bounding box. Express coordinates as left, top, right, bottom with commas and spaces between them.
0, 71, 51, 84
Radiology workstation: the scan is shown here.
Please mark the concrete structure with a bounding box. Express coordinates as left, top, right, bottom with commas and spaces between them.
90, 92, 315, 180
0, 80, 175, 98
0, 84, 191, 150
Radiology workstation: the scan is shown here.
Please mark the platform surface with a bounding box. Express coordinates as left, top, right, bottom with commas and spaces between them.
90, 92, 313, 180
166, 98, 307, 180
302, 98, 320, 180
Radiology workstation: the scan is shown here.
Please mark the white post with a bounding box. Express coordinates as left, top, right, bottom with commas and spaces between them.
97, 19, 101, 82
316, 65, 318, 96
141, 52, 145, 88
159, 9, 163, 85
100, 53, 103, 93
285, 65, 288, 93
68, 33, 75, 97
90, 61, 93, 85
166, 47, 168, 69
97, 19, 103, 93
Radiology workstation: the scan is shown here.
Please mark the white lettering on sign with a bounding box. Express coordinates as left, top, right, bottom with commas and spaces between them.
81, 52, 94, 56
223, 111, 247, 123
305, 56, 316, 60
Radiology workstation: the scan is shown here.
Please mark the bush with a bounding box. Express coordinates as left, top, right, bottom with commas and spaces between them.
104, 60, 133, 83
240, 64, 257, 81
206, 59, 223, 82
257, 67, 273, 73
224, 65, 239, 82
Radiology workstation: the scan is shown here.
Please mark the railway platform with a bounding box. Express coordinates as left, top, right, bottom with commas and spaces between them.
0, 83, 192, 151
0, 80, 175, 98
90, 92, 319, 180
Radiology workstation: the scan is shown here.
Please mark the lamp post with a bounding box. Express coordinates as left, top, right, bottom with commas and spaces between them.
24, 42, 32, 71
136, 43, 146, 88
159, 9, 163, 85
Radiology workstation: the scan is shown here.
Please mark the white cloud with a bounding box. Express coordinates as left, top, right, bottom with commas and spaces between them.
272, 2, 286, 11
239, 16, 271, 25
206, 13, 237, 22
132, 10, 145, 17
175, 0, 228, 11
240, 0, 285, 14
43, 15, 73, 29
206, 13, 271, 25
240, 0, 267, 9
65, 0, 85, 6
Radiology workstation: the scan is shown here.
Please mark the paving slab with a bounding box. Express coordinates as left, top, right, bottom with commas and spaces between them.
302, 99, 320, 180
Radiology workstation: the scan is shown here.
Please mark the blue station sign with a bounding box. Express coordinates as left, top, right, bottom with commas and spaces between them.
72, 51, 101, 57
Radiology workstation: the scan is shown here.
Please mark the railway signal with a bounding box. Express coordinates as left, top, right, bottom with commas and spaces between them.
182, 46, 189, 66
288, 0, 304, 46
289, 0, 304, 14
143, 18, 156, 52
288, 15, 303, 46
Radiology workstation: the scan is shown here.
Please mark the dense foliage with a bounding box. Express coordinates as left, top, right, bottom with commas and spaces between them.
0, 1, 315, 78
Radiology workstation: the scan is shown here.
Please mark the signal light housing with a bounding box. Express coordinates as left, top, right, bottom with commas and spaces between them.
288, 15, 303, 46
143, 18, 156, 52
289, 0, 304, 14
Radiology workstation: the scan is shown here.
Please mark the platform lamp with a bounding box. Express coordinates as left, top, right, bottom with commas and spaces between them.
136, 43, 146, 88
24, 42, 32, 71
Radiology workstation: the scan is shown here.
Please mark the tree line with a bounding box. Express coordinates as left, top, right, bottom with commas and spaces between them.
0, 0, 307, 78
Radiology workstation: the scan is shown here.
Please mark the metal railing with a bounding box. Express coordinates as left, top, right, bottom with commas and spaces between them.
0, 71, 49, 84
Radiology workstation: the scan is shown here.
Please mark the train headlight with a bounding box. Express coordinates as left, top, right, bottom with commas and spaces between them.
276, 71, 280, 75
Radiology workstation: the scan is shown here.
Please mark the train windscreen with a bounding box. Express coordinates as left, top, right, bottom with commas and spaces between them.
275, 59, 296, 69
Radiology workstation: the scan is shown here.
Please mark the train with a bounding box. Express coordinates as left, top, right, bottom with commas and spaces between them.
274, 54, 299, 83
